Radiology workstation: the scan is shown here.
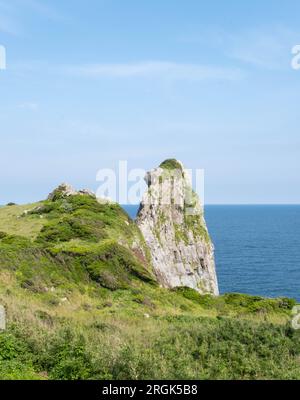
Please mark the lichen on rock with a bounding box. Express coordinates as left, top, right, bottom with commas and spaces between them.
136, 159, 219, 295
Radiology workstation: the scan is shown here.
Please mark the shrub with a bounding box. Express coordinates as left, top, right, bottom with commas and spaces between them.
85, 242, 155, 290
0, 360, 42, 380
0, 333, 26, 361
174, 288, 296, 315
37, 217, 107, 244
46, 330, 93, 380
0, 234, 31, 248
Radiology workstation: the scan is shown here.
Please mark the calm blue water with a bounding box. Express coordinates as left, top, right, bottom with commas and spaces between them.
123, 205, 300, 301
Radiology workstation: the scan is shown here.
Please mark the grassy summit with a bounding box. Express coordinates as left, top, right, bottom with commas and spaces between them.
159, 158, 183, 171
0, 193, 299, 379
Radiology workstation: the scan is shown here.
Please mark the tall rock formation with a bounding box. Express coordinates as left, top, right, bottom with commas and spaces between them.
136, 159, 219, 295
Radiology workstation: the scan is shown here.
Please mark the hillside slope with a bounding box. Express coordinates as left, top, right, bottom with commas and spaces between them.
0, 188, 299, 380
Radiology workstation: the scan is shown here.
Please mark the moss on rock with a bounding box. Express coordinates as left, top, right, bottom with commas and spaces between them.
159, 159, 183, 171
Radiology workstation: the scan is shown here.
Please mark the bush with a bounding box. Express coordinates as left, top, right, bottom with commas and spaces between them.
0, 360, 42, 380
0, 333, 26, 361
0, 234, 31, 248
45, 330, 93, 380
174, 288, 296, 315
2, 302, 300, 380
37, 217, 107, 244
86, 242, 155, 290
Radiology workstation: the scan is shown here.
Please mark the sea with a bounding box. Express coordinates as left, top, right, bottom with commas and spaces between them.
123, 205, 300, 302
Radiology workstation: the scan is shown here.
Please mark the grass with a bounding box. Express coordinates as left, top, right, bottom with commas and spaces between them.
1, 272, 299, 380
0, 203, 46, 239
0, 264, 299, 379
0, 193, 299, 380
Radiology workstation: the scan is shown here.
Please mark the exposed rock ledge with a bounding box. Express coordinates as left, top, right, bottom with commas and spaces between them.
47, 183, 96, 201
136, 159, 219, 295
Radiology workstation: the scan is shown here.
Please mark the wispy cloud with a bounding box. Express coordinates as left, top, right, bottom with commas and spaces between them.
64, 61, 244, 81
228, 27, 298, 70
180, 25, 300, 71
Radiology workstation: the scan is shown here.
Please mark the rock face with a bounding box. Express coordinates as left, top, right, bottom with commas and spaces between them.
48, 183, 96, 201
136, 159, 219, 295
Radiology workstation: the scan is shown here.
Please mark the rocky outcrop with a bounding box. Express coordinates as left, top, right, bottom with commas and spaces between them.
48, 183, 95, 201
136, 159, 219, 295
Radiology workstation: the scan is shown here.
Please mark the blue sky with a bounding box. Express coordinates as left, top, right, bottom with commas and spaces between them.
0, 0, 300, 204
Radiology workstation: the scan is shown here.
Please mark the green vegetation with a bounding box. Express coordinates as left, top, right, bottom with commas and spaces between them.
184, 214, 211, 243
157, 159, 184, 187
174, 223, 189, 245
0, 194, 299, 380
175, 287, 296, 315
0, 202, 46, 239
159, 159, 183, 171
182, 187, 211, 243
0, 293, 299, 380
173, 215, 210, 245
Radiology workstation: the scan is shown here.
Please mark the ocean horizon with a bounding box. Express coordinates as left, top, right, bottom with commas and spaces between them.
123, 204, 300, 302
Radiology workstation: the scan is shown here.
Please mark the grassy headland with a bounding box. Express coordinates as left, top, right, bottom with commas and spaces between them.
0, 195, 299, 380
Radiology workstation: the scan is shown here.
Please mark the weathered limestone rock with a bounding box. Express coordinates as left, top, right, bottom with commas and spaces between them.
78, 189, 96, 197
48, 183, 96, 201
0, 305, 6, 330
136, 159, 219, 295
48, 183, 78, 200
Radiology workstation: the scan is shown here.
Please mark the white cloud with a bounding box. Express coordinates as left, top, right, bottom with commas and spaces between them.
64, 61, 244, 81
228, 27, 296, 70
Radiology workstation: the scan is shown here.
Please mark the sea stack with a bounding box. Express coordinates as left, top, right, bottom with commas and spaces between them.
136, 159, 219, 295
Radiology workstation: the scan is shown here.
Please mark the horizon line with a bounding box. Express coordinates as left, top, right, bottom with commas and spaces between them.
1, 202, 300, 207
121, 203, 300, 206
